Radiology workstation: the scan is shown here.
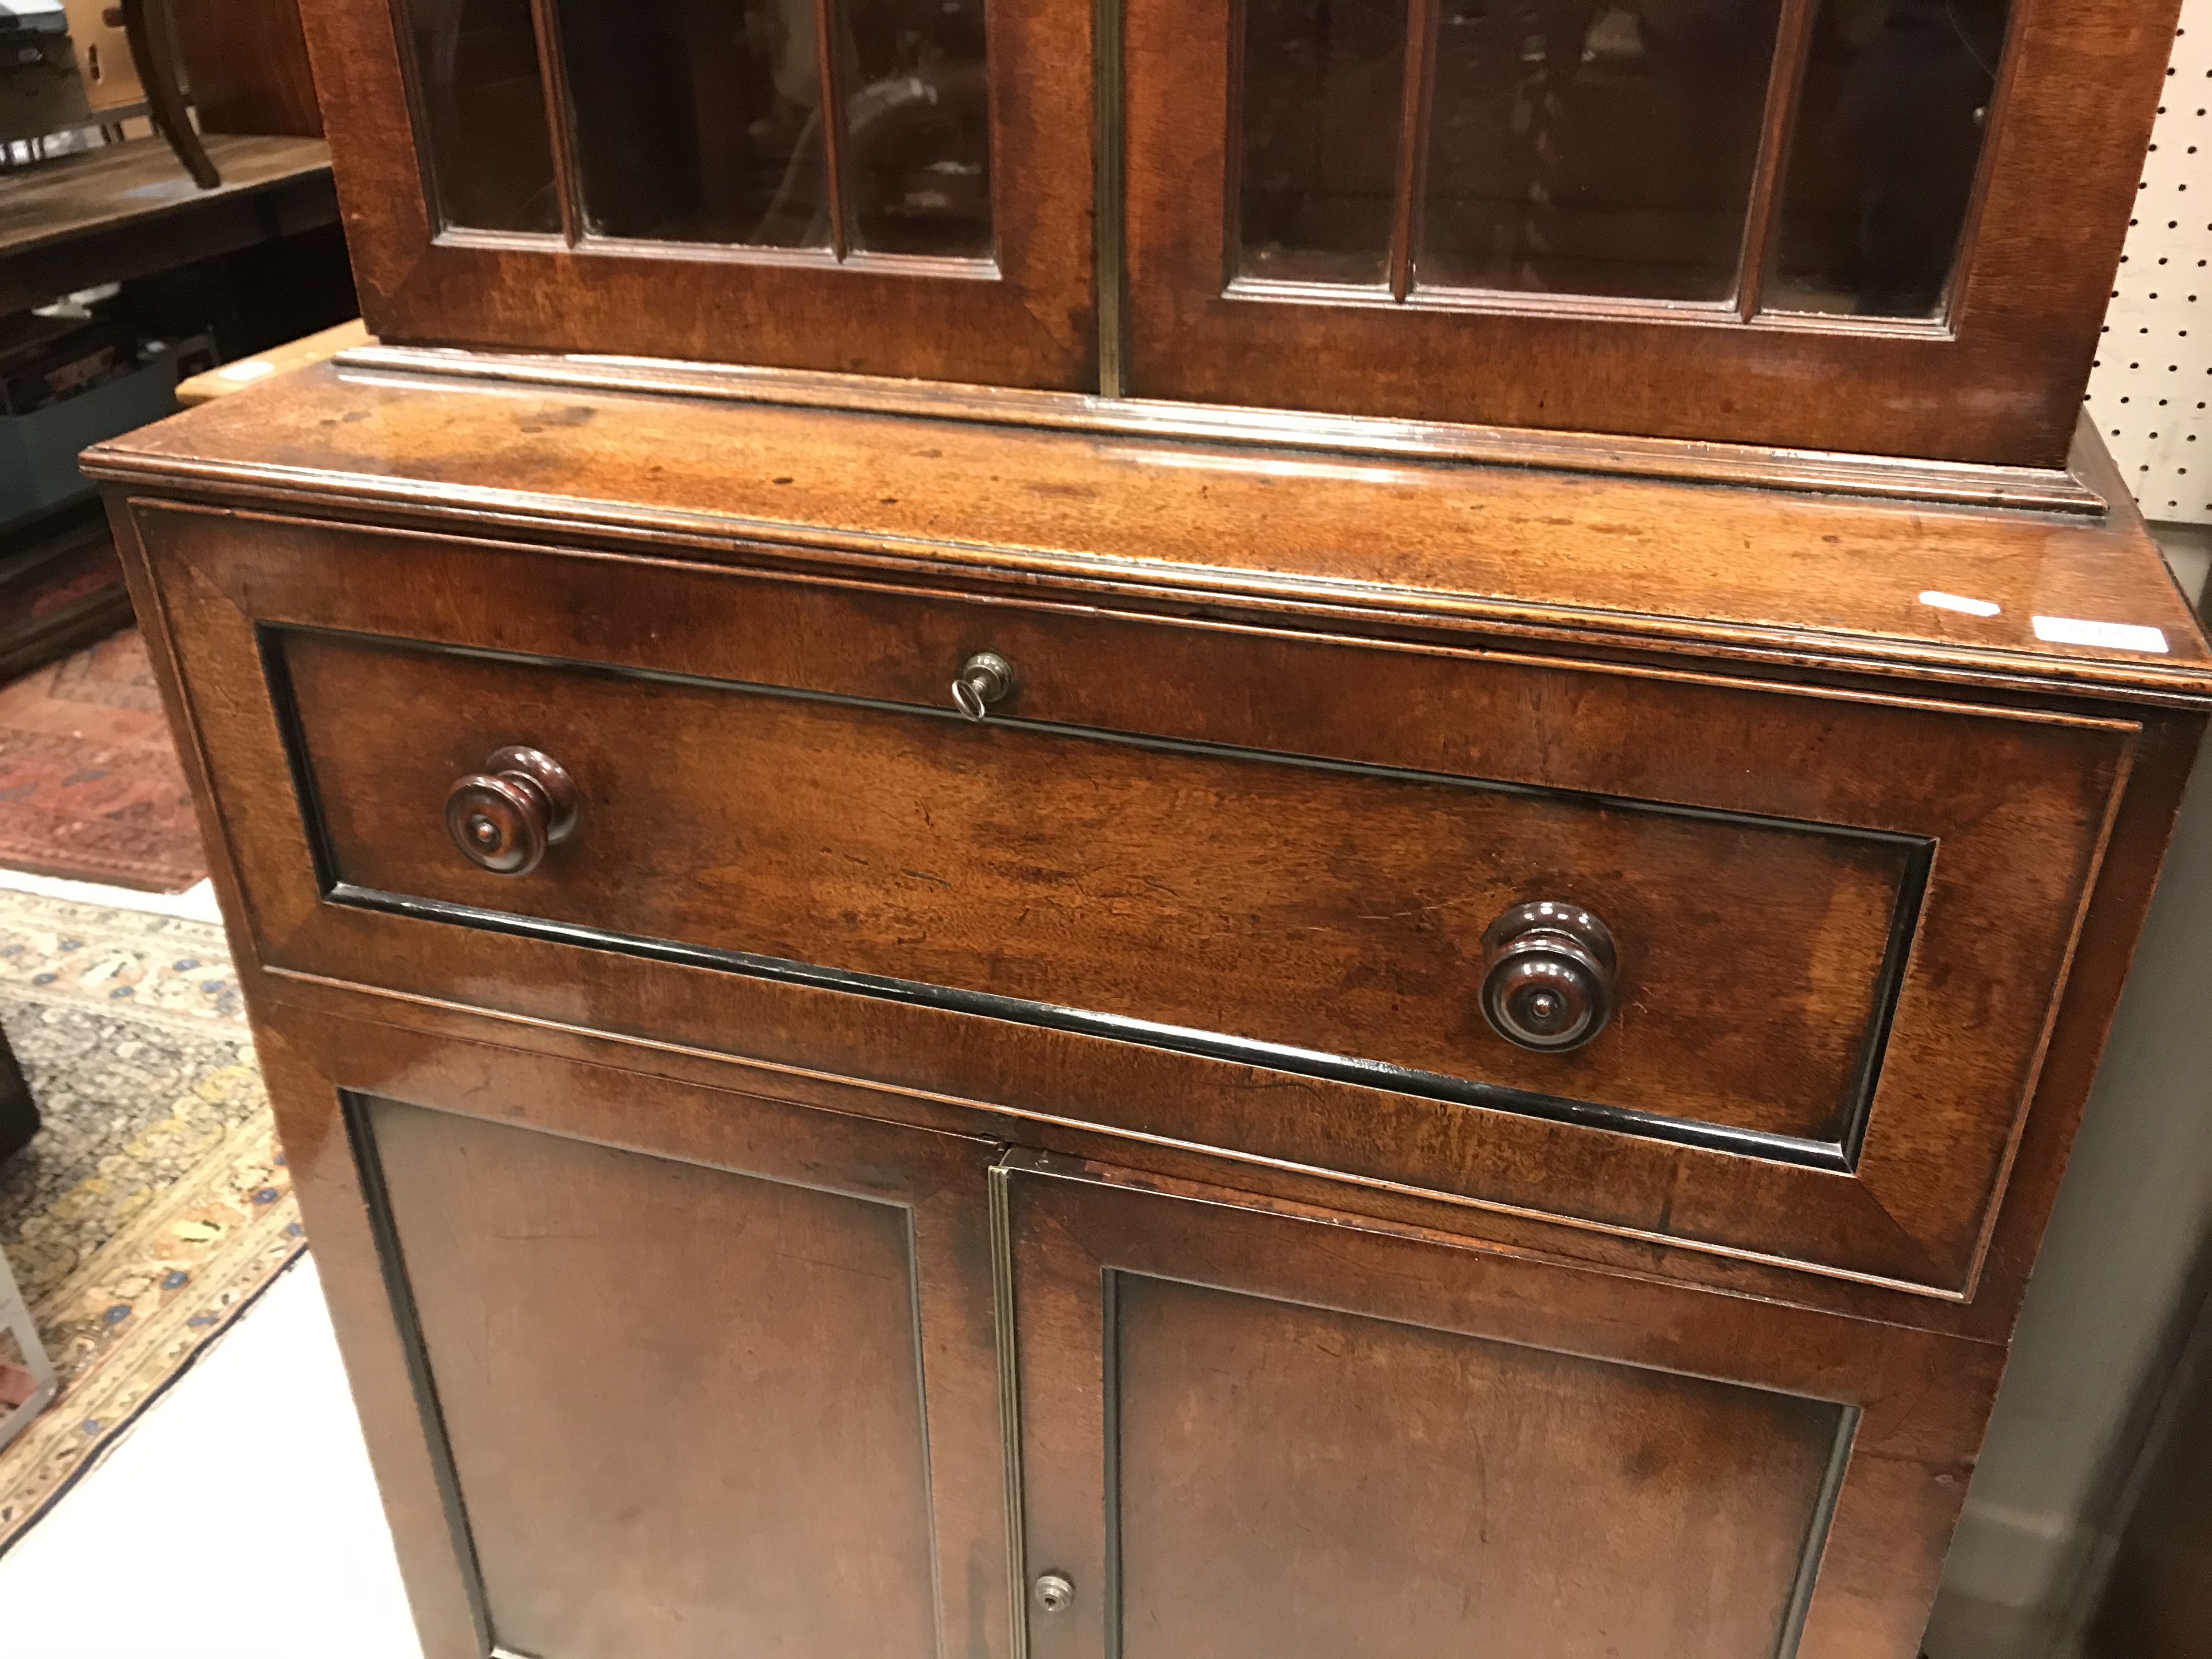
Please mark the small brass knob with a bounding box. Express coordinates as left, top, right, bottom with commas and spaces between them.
1032, 1572, 1075, 1614
1480, 901, 1616, 1052
444, 746, 580, 876
952, 651, 1017, 720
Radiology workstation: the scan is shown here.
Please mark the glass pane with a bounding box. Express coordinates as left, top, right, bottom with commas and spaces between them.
555, 0, 833, 246
406, 0, 561, 233
1418, 0, 1783, 302
1237, 0, 1410, 286
1768, 0, 2009, 318
838, 0, 994, 257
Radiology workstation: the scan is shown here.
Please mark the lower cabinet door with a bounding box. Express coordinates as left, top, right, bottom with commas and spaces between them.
1000, 1150, 2003, 1659
284, 1018, 1013, 1659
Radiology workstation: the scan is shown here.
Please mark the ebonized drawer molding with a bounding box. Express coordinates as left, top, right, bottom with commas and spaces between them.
130, 501, 2139, 1295
269, 626, 1934, 1176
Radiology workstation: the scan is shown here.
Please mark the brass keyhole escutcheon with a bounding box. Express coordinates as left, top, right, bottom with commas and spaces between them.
952, 651, 1018, 720
1032, 1572, 1075, 1615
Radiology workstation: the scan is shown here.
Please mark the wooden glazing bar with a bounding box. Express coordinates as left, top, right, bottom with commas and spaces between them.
523, 0, 584, 244
1096, 0, 1128, 395
1219, 0, 1250, 292
1733, 0, 1821, 321
1387, 0, 1442, 303
814, 0, 853, 259
1938, 3, 2029, 330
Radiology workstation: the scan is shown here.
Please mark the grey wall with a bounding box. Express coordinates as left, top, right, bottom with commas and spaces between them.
1925, 639, 2212, 1657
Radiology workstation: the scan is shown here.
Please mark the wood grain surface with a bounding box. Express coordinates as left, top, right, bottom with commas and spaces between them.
81, 364, 2212, 702
291, 0, 1096, 387
1136, 0, 2175, 466
1105, 1273, 1840, 1659
172, 0, 324, 138
87, 279, 2212, 1659
280, 626, 1921, 1152
0, 134, 335, 315
1003, 1149, 2008, 1659
119, 499, 2158, 1295
371, 1099, 943, 1659
254, 1010, 1012, 1659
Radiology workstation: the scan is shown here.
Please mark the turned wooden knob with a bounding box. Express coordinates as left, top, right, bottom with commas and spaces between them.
1480, 901, 1616, 1053
444, 746, 580, 876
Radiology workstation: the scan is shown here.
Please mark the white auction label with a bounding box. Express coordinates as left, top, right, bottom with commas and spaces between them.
2030, 616, 2170, 654
1918, 591, 2001, 617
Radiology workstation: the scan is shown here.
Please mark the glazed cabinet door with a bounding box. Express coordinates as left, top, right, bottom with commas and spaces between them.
1001, 1150, 2005, 1659
1121, 0, 2177, 464
298, 0, 1093, 385
255, 1011, 1013, 1659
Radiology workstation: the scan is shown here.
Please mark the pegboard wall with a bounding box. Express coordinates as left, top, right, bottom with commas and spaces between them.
2085, 4, 2211, 526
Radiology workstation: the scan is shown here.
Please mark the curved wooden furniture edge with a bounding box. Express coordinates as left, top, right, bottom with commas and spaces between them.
120, 0, 220, 191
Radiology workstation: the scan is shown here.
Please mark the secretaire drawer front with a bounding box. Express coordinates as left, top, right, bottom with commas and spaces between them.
280, 627, 1926, 1165
138, 504, 2138, 1294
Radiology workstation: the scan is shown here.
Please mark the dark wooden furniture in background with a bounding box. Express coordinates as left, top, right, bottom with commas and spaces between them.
121, 0, 223, 188
82, 4, 2209, 1658
0, 132, 334, 315
171, 0, 325, 139
111, 0, 326, 188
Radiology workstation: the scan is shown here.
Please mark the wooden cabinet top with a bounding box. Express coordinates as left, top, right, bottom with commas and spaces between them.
295, 0, 2183, 478
85, 358, 2212, 706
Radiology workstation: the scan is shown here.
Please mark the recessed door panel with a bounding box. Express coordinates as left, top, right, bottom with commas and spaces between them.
1113, 1273, 1842, 1659
1005, 1153, 2004, 1659
364, 1090, 1006, 1659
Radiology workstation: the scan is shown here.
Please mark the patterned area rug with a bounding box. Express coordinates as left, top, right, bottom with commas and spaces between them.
0, 885, 300, 1554
0, 628, 210, 894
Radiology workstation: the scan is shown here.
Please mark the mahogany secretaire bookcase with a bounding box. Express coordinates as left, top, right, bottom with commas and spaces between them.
81, 3, 2211, 1657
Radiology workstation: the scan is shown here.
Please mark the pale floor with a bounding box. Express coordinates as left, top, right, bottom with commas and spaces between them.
0, 868, 425, 1658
